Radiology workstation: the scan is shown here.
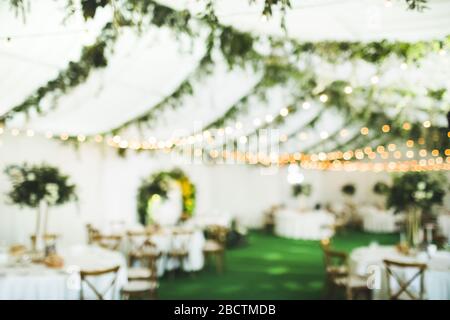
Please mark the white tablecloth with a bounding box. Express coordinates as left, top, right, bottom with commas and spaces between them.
0, 246, 127, 300
350, 245, 450, 300
438, 215, 450, 239
150, 229, 205, 275
185, 215, 232, 228
361, 207, 401, 233
125, 226, 205, 276
274, 209, 335, 240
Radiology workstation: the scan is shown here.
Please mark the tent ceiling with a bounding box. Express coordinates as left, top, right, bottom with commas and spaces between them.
161, 0, 450, 41
0, 0, 449, 152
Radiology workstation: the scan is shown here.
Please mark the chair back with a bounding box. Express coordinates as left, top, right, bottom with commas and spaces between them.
92, 234, 122, 251
140, 240, 161, 280
126, 230, 153, 252
86, 224, 100, 244
170, 230, 192, 253
383, 259, 427, 300
205, 225, 228, 246
79, 265, 120, 300
30, 234, 59, 251
323, 249, 348, 268
321, 245, 349, 279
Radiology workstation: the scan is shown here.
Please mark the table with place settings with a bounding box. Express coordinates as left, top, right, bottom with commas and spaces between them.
0, 245, 127, 300
360, 207, 403, 233
350, 245, 450, 300
438, 214, 450, 240
125, 226, 206, 276
274, 209, 335, 240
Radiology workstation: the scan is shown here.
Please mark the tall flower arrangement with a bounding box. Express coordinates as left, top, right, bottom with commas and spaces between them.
387, 172, 446, 214
4, 163, 77, 248
387, 172, 447, 247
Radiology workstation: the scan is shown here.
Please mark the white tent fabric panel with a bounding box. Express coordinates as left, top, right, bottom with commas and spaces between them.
9, 28, 207, 135
0, 0, 449, 140
162, 0, 450, 41
0, 0, 110, 115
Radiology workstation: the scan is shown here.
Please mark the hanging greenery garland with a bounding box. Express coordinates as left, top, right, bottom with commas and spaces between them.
137, 168, 196, 225
0, 22, 118, 123
3, 0, 446, 126
4, 0, 449, 161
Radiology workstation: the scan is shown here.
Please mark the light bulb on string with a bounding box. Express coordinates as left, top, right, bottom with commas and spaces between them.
280, 107, 289, 117
302, 102, 311, 110
319, 94, 328, 103
370, 75, 379, 85
265, 114, 274, 123
344, 86, 353, 94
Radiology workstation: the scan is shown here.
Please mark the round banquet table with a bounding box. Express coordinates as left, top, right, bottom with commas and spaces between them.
123, 226, 205, 276
350, 245, 450, 300
150, 228, 205, 276
0, 246, 127, 300
438, 214, 450, 240
274, 209, 335, 240
361, 208, 402, 233
96, 222, 206, 275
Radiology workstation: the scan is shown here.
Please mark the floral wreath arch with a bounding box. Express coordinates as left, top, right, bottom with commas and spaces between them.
137, 168, 196, 225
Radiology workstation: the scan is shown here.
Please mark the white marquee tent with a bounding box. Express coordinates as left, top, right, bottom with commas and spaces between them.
0, 0, 449, 246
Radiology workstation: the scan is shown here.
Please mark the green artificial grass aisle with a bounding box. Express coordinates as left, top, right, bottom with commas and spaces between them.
158, 230, 398, 300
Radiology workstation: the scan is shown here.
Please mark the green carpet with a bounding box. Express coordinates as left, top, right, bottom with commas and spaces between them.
158, 230, 398, 300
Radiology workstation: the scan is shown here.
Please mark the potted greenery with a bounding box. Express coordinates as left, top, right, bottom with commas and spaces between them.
292, 183, 312, 198
341, 184, 356, 197
386, 172, 447, 248
292, 183, 312, 210
373, 181, 390, 209
4, 163, 77, 251
373, 181, 390, 195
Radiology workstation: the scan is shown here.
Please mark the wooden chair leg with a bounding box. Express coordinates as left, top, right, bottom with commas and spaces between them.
346, 286, 353, 300
323, 277, 332, 299
215, 253, 222, 274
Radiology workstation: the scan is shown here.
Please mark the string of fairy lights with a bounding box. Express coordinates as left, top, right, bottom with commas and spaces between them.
1, 121, 449, 172
0, 80, 443, 153
0, 8, 448, 173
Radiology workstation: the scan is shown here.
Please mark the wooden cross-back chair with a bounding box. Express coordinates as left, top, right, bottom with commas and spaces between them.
86, 224, 101, 244
167, 230, 193, 276
127, 239, 161, 280
321, 245, 369, 300
92, 234, 122, 251
122, 239, 161, 300
126, 230, 155, 266
79, 265, 121, 300
203, 225, 229, 274
383, 259, 427, 300
30, 234, 59, 251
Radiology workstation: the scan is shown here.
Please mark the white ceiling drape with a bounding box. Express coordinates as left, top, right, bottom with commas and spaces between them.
0, 0, 449, 150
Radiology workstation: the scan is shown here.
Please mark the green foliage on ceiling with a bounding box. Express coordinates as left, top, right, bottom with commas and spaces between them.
3, 0, 448, 158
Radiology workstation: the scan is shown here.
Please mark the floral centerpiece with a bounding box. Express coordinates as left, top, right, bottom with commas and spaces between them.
387, 172, 447, 248
137, 168, 195, 225
4, 163, 77, 250
292, 183, 312, 198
